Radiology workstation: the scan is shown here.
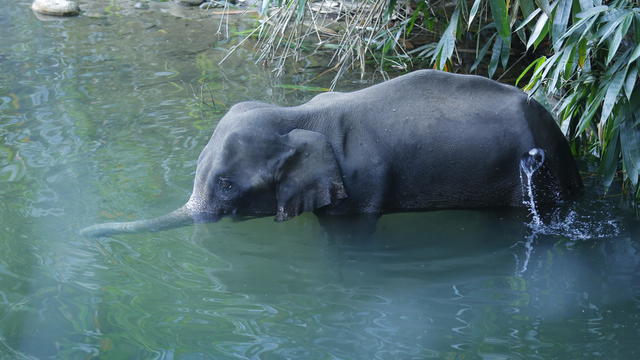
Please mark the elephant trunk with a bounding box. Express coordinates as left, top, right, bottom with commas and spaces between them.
79, 205, 195, 238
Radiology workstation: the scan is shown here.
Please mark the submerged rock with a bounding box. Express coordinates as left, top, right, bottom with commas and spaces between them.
134, 2, 150, 9
31, 0, 80, 16
178, 0, 204, 6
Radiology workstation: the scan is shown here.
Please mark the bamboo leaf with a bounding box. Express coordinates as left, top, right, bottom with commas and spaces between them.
516, 28, 527, 44
601, 8, 626, 23
538, 52, 557, 84
552, 0, 572, 51
515, 8, 541, 32
442, 9, 460, 68
523, 56, 550, 91
468, 0, 482, 29
629, 43, 640, 65
597, 14, 627, 46
576, 5, 608, 19
536, 0, 553, 17
489, 36, 502, 78
433, 8, 460, 69
631, 85, 640, 112
560, 12, 599, 42
578, 0, 593, 11
600, 68, 628, 126
501, 35, 511, 68
600, 127, 620, 190
470, 33, 496, 72
519, 0, 535, 17
606, 14, 633, 65
509, 0, 521, 27
550, 45, 574, 89
620, 116, 640, 187
489, 0, 510, 39
636, 15, 640, 45
527, 12, 548, 50
413, 43, 437, 58
564, 44, 577, 79
605, 48, 631, 78
558, 4, 607, 42
516, 56, 545, 86
558, 89, 579, 114
625, 66, 638, 101
578, 38, 588, 67
577, 88, 604, 135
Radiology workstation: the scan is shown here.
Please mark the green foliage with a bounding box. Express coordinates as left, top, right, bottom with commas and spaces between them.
516, 0, 640, 195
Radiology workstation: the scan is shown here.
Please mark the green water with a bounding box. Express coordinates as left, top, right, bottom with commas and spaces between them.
1, 1, 639, 359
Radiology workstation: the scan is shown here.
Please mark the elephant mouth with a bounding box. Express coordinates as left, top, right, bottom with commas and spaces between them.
186, 194, 276, 224
185, 197, 226, 223
191, 206, 257, 223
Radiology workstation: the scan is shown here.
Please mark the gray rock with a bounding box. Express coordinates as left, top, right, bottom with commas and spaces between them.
178, 0, 205, 6
134, 2, 150, 9
31, 0, 80, 16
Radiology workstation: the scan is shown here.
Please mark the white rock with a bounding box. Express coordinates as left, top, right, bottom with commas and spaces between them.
31, 0, 80, 16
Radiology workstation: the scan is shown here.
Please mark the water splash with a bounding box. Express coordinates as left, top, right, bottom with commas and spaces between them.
520, 148, 545, 226
530, 208, 620, 240
514, 207, 621, 276
515, 148, 621, 275
514, 233, 536, 275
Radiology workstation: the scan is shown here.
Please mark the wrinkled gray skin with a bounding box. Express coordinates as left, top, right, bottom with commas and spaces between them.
80, 70, 582, 237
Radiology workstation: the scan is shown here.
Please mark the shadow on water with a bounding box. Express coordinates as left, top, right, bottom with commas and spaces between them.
185, 197, 638, 359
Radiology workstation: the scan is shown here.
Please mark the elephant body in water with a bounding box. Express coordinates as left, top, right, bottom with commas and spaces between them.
80, 70, 582, 237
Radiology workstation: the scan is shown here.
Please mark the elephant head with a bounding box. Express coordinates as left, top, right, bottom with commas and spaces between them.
80, 108, 347, 237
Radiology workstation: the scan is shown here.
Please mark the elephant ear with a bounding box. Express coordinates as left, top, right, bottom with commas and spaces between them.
275, 129, 347, 221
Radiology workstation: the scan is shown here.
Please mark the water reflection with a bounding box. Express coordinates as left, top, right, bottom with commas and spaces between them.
1, 1, 639, 358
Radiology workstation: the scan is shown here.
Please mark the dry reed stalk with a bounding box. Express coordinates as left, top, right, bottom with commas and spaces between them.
222, 0, 403, 88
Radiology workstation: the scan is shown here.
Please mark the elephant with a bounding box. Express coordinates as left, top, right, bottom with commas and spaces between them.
80, 70, 582, 237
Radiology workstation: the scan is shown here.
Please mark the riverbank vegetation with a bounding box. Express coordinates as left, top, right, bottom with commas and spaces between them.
238, 0, 639, 201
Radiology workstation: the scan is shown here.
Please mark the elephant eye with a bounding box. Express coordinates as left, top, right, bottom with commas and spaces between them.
217, 177, 233, 192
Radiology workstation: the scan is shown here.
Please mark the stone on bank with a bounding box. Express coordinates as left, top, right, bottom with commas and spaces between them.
31, 0, 80, 16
